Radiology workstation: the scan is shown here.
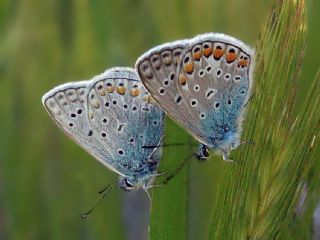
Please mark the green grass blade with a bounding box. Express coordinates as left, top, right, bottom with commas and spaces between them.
206, 0, 320, 239
149, 118, 191, 240
278, 70, 320, 239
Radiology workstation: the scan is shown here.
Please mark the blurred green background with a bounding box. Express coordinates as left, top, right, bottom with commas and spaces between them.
0, 0, 319, 239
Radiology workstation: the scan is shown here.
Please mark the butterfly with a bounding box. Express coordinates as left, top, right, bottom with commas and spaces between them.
136, 33, 254, 161
42, 67, 165, 192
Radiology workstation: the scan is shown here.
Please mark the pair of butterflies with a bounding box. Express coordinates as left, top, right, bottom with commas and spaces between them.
42, 33, 254, 193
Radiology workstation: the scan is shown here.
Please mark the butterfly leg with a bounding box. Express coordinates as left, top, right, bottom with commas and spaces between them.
240, 140, 254, 145
144, 188, 152, 202
143, 183, 166, 202
222, 150, 237, 163
145, 184, 164, 189
244, 93, 255, 108
151, 171, 167, 177
147, 158, 158, 164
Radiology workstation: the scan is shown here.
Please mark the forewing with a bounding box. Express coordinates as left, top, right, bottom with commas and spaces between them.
176, 33, 254, 145
42, 68, 164, 177
42, 79, 123, 175
136, 40, 199, 135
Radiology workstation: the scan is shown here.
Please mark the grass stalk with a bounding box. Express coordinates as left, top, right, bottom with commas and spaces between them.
207, 0, 320, 239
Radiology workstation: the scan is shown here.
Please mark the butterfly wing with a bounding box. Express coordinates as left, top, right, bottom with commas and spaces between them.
176, 33, 254, 146
42, 68, 164, 177
136, 40, 201, 137
86, 68, 164, 177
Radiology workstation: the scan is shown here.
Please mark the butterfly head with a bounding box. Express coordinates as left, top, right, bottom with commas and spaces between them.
198, 123, 242, 160
195, 144, 210, 161
118, 173, 156, 192
118, 177, 139, 191
213, 125, 241, 160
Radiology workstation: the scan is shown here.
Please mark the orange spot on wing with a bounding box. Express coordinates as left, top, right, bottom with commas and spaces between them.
107, 86, 115, 93
143, 95, 149, 102
183, 63, 194, 74
179, 74, 187, 86
192, 51, 202, 60
203, 47, 212, 57
98, 89, 105, 96
116, 86, 126, 95
213, 49, 224, 59
130, 88, 140, 97
143, 95, 156, 104
238, 59, 249, 67
162, 54, 172, 66
226, 52, 237, 63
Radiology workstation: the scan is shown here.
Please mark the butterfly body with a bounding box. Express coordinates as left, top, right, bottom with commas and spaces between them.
42, 68, 164, 191
136, 33, 254, 161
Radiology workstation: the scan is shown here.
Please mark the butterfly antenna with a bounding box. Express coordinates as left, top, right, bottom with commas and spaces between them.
81, 183, 115, 219
244, 93, 255, 108
97, 179, 118, 194
142, 143, 198, 149
98, 184, 111, 194
162, 152, 196, 185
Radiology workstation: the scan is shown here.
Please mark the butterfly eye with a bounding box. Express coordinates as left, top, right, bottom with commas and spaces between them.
202, 146, 209, 158
124, 179, 134, 188
124, 178, 133, 187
